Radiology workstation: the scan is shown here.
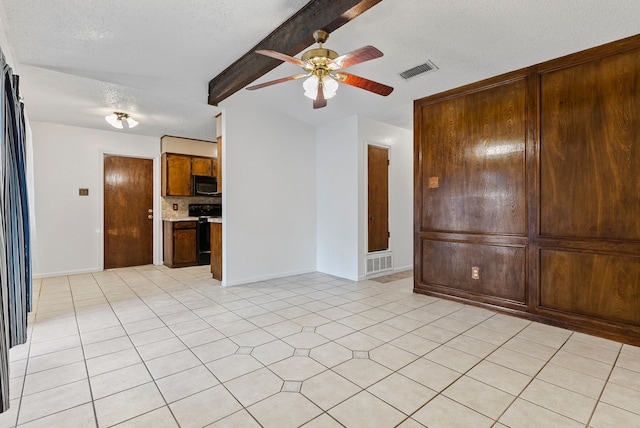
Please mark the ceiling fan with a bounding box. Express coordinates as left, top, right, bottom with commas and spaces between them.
246, 29, 394, 109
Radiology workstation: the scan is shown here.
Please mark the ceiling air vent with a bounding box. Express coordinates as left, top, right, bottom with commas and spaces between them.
400, 60, 438, 80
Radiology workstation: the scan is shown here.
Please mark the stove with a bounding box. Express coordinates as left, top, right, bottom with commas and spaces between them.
188, 203, 221, 265
188, 203, 221, 218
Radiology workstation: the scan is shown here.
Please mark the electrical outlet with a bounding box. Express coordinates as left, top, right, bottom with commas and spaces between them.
79, 188, 89, 196
172, 204, 179, 211
471, 266, 480, 280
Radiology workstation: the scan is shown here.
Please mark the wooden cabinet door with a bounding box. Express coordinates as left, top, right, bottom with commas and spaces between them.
210, 222, 222, 280
163, 154, 192, 196
192, 156, 213, 177
173, 228, 198, 265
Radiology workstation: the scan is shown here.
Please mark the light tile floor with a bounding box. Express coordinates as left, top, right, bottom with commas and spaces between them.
1, 265, 640, 427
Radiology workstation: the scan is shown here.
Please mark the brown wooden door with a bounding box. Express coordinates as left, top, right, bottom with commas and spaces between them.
104, 156, 154, 269
368, 145, 389, 252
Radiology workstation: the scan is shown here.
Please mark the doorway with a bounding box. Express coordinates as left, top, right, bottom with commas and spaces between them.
104, 155, 154, 269
368, 144, 389, 252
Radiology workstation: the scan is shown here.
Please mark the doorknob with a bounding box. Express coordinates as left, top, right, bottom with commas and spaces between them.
148, 214, 153, 220
148, 208, 153, 213
369, 216, 375, 221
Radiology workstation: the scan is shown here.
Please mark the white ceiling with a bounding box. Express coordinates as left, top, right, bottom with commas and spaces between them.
1, 0, 639, 141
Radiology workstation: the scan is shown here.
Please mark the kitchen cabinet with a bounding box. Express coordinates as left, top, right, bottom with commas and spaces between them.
161, 153, 217, 196
163, 221, 198, 267
210, 222, 222, 280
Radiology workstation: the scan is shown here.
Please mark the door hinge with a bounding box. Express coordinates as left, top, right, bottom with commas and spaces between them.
388, 231, 390, 238
387, 159, 390, 166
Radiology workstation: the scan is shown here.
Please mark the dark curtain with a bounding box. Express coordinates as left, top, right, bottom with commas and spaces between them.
0, 47, 31, 413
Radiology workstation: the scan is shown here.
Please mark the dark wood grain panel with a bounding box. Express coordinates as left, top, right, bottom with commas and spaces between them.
420, 78, 527, 235
211, 222, 222, 281
540, 48, 640, 240
540, 250, 640, 325
368, 145, 389, 252
420, 240, 526, 303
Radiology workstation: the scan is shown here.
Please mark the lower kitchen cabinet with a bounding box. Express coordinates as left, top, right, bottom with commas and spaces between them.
210, 222, 222, 280
164, 221, 198, 267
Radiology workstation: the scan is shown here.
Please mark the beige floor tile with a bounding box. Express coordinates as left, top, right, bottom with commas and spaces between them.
411, 324, 459, 343
520, 379, 597, 423
113, 406, 178, 427
514, 324, 570, 349
429, 316, 477, 334
314, 321, 355, 340
17, 403, 94, 428
136, 337, 187, 361
229, 328, 276, 347
83, 336, 134, 359
269, 356, 326, 381
263, 320, 303, 338
361, 323, 405, 342
412, 395, 493, 428
292, 313, 332, 327
208, 409, 261, 427
443, 375, 515, 419
335, 332, 384, 351
359, 308, 396, 322
28, 335, 81, 358
399, 358, 461, 392
368, 372, 436, 415
622, 343, 640, 358
571, 332, 622, 352
22, 361, 87, 396
146, 349, 202, 379
336, 314, 378, 330
247, 392, 322, 428
206, 354, 264, 382
446, 335, 498, 358
309, 341, 352, 368
300, 413, 343, 427
155, 365, 219, 403
487, 347, 547, 377
282, 332, 329, 349
168, 318, 210, 336
561, 338, 619, 365
600, 382, 640, 415
499, 398, 583, 428
590, 401, 640, 428
216, 319, 258, 337
332, 358, 392, 388
246, 312, 287, 327
86, 348, 142, 377
94, 382, 165, 427
502, 336, 558, 361
80, 325, 126, 345
329, 391, 405, 427
225, 367, 283, 406
466, 360, 531, 395
315, 306, 352, 320
170, 385, 242, 428
301, 370, 361, 410
251, 340, 294, 365
128, 327, 176, 347
382, 315, 427, 332
550, 350, 613, 379
191, 338, 239, 364
123, 318, 166, 335
90, 363, 152, 399
536, 363, 606, 399
396, 418, 427, 427
462, 324, 514, 346
608, 365, 640, 392
24, 347, 83, 375
389, 333, 440, 356
178, 327, 225, 347
425, 345, 481, 373
369, 343, 419, 371
616, 352, 640, 373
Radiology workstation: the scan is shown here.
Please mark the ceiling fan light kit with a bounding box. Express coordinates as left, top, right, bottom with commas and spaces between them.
105, 112, 138, 129
246, 29, 393, 109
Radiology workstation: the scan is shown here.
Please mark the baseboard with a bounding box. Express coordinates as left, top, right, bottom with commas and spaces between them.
223, 267, 317, 287
32, 267, 102, 279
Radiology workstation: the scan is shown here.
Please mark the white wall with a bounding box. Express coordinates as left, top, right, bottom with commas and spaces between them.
30, 122, 161, 277
221, 94, 317, 286
357, 117, 413, 279
316, 116, 360, 280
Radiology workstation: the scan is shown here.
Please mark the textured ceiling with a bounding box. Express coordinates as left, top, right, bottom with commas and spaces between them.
1, 0, 639, 141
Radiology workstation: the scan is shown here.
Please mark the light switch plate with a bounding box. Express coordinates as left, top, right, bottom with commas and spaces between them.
471, 266, 480, 280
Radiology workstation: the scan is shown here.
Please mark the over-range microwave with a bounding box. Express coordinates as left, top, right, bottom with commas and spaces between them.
192, 175, 218, 196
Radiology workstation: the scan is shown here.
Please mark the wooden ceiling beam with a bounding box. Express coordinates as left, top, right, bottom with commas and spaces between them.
207, 0, 383, 106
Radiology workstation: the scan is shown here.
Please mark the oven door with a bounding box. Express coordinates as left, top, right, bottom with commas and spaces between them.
196, 218, 211, 265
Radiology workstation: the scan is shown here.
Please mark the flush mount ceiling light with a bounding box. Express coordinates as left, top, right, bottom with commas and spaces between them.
246, 30, 393, 109
105, 112, 138, 129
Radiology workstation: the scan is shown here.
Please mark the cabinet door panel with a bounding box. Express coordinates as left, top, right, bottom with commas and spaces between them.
192, 157, 213, 177
173, 229, 197, 265
166, 154, 192, 196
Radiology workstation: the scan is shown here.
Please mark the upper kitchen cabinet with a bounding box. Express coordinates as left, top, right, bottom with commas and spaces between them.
162, 153, 192, 196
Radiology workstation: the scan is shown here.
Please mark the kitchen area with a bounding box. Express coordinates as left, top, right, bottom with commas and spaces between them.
161, 114, 223, 280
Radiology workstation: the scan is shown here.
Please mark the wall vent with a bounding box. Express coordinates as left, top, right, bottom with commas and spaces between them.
400, 60, 438, 80
366, 252, 393, 276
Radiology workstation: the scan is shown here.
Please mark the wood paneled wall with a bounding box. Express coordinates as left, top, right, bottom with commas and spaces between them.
414, 34, 640, 344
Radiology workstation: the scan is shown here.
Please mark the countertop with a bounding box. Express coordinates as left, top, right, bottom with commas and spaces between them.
163, 217, 222, 223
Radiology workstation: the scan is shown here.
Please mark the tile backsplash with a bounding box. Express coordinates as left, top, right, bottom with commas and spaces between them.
161, 196, 221, 219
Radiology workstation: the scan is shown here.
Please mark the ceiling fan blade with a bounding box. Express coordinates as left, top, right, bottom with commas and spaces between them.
328, 46, 383, 70
313, 84, 327, 109
255, 50, 311, 70
334, 72, 394, 96
246, 73, 309, 91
